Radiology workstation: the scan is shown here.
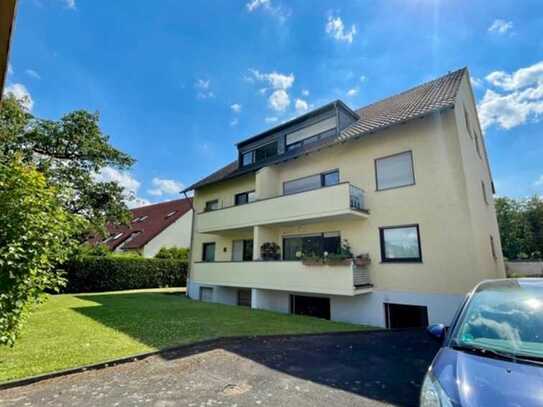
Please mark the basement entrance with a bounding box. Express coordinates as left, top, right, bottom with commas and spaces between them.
237, 289, 252, 307
385, 303, 429, 329
291, 295, 331, 320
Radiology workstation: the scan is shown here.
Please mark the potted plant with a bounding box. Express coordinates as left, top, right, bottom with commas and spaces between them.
260, 242, 280, 261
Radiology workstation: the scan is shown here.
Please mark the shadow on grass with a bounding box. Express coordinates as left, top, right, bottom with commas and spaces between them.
73, 292, 438, 407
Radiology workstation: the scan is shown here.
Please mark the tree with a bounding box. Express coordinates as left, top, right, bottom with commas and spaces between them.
495, 196, 543, 260
155, 247, 190, 261
0, 95, 135, 236
0, 159, 85, 346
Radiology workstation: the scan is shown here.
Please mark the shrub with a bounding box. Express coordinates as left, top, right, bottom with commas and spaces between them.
155, 246, 190, 260
61, 256, 188, 293
260, 242, 281, 261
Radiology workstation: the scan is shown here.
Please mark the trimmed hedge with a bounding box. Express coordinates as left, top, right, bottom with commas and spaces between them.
60, 256, 188, 293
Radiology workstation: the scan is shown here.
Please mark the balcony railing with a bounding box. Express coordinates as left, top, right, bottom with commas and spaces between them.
197, 182, 368, 233
192, 260, 372, 296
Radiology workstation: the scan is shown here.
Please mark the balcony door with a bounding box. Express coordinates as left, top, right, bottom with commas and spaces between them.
232, 239, 254, 261
283, 232, 340, 260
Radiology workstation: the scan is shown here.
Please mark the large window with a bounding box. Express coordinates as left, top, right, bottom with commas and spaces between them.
235, 190, 256, 205
283, 232, 340, 260
375, 151, 415, 191
205, 200, 219, 211
285, 117, 336, 150
379, 225, 422, 263
232, 239, 254, 261
202, 242, 216, 262
283, 169, 339, 195
241, 142, 278, 167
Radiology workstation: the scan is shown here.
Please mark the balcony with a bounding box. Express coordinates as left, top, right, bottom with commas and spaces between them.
191, 260, 372, 296
197, 182, 368, 234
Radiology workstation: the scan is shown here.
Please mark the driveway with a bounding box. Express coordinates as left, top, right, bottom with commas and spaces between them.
0, 330, 439, 407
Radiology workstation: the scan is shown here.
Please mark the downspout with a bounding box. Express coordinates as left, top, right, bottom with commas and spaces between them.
183, 190, 196, 298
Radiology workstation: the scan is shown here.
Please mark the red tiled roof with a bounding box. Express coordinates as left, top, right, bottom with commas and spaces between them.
89, 198, 192, 251
185, 68, 467, 191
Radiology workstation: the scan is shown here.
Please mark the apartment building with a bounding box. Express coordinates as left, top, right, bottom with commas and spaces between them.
183, 68, 505, 328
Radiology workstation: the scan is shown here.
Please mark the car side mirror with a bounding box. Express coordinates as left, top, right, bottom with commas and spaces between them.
427, 324, 446, 342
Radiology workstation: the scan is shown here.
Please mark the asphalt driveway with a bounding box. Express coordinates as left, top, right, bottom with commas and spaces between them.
0, 330, 439, 407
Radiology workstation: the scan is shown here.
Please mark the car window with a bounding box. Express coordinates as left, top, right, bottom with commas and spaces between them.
449, 280, 543, 359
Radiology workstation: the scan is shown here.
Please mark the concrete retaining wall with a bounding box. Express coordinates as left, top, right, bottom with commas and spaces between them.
505, 261, 543, 278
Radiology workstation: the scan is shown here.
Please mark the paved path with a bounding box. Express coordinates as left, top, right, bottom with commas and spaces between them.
0, 330, 438, 407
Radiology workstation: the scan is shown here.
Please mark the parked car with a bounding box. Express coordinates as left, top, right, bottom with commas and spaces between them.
421, 278, 543, 407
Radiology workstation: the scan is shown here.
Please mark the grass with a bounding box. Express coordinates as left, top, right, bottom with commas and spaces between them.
0, 289, 372, 383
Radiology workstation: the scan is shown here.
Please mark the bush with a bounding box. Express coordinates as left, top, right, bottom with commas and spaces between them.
61, 256, 187, 293
155, 246, 190, 260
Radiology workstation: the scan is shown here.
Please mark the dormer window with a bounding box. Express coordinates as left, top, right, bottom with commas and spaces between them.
166, 210, 177, 218
241, 141, 278, 167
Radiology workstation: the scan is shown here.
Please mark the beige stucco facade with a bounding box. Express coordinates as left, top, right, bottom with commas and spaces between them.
188, 71, 505, 326
141, 210, 193, 257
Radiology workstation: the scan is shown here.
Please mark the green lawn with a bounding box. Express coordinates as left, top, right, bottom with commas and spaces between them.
0, 289, 372, 383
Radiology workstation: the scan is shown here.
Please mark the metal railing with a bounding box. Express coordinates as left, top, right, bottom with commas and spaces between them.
349, 184, 366, 210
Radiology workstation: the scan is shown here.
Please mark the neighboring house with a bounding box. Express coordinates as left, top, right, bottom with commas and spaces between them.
90, 198, 193, 258
0, 0, 17, 94
183, 68, 505, 328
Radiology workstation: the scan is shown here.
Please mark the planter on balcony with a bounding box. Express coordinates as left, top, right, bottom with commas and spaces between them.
354, 254, 371, 267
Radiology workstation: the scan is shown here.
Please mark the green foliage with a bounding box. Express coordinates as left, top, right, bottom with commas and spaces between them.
495, 196, 543, 260
75, 243, 112, 257
260, 242, 281, 260
154, 246, 190, 260
61, 257, 188, 293
0, 95, 135, 237
0, 160, 85, 346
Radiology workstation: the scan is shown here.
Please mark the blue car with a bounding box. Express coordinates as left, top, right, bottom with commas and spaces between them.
421, 278, 543, 407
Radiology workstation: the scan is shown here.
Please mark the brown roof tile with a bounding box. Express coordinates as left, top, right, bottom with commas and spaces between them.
89, 198, 193, 251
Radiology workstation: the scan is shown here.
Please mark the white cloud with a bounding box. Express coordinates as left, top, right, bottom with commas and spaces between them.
245, 0, 290, 22
347, 88, 358, 97
478, 61, 543, 130
359, 75, 367, 83
249, 69, 294, 90
230, 118, 239, 126
65, 0, 76, 9
470, 76, 483, 88
534, 175, 543, 187
94, 167, 149, 207
488, 19, 513, 34
194, 79, 214, 99
230, 103, 242, 113
301, 89, 309, 96
7, 63, 13, 76
25, 69, 41, 80
269, 89, 290, 112
147, 177, 184, 197
265, 116, 278, 124
326, 15, 357, 43
485, 61, 543, 91
246, 0, 270, 11
3, 83, 34, 111
295, 98, 308, 114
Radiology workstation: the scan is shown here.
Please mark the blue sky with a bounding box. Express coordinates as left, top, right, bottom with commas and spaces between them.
5, 0, 543, 206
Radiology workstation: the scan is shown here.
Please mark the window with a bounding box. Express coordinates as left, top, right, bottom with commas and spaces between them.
474, 131, 482, 158
375, 151, 415, 191
379, 225, 422, 262
490, 235, 497, 260
241, 151, 253, 167
232, 239, 253, 261
235, 190, 256, 205
166, 210, 177, 218
200, 287, 213, 302
112, 232, 123, 240
254, 141, 278, 162
283, 169, 339, 195
202, 242, 216, 262
285, 116, 336, 148
481, 181, 488, 205
283, 232, 340, 260
205, 200, 219, 211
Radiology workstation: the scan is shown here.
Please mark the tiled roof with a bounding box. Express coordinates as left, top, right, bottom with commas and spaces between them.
89, 198, 193, 251
186, 68, 467, 191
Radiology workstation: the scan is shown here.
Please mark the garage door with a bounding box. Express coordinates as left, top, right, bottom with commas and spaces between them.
385, 303, 428, 329
291, 295, 331, 320
200, 287, 213, 302
238, 289, 252, 307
